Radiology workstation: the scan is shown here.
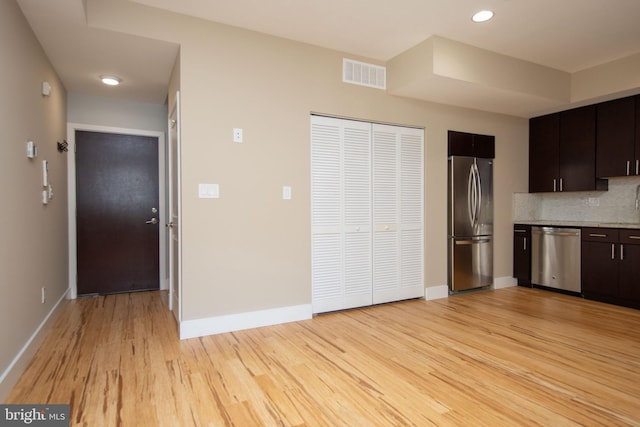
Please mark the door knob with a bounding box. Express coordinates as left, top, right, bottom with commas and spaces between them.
145, 218, 158, 225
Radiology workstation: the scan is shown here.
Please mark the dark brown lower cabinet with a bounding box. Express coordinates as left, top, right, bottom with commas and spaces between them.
618, 230, 640, 305
581, 228, 619, 300
513, 225, 531, 286
582, 227, 640, 309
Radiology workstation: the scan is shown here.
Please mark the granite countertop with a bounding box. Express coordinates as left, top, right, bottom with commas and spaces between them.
513, 220, 640, 229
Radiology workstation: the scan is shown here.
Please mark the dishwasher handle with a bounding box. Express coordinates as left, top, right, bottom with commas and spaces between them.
537, 227, 580, 237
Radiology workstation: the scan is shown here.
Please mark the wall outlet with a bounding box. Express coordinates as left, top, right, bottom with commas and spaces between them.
41, 287, 46, 304
233, 128, 243, 143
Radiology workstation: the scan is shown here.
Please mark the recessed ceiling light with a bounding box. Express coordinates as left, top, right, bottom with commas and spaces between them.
472, 10, 494, 23
100, 76, 121, 86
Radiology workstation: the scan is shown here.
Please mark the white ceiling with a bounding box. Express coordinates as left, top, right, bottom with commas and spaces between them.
17, 0, 179, 104
130, 0, 640, 72
17, 0, 640, 112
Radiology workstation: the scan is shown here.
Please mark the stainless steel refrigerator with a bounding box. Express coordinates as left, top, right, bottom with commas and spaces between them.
448, 152, 494, 292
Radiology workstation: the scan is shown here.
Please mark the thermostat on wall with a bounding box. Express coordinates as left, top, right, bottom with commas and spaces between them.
42, 81, 51, 96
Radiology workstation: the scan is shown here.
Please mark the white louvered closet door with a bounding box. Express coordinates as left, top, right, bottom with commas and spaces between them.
311, 116, 372, 313
372, 124, 424, 304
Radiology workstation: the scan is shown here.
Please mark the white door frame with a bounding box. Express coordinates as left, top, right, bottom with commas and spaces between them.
67, 123, 167, 299
168, 91, 182, 322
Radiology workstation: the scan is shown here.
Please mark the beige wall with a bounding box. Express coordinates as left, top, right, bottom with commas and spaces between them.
0, 0, 68, 398
571, 52, 640, 104
88, 0, 529, 322
67, 92, 168, 132
179, 33, 528, 320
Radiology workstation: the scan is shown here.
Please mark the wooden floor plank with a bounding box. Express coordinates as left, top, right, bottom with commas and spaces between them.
6, 287, 640, 426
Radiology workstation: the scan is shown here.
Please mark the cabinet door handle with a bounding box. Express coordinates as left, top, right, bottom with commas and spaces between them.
636, 159, 639, 175
589, 233, 607, 238
560, 178, 563, 192
553, 179, 557, 192
523, 237, 527, 251
628, 235, 640, 240
620, 244, 624, 261
611, 243, 615, 260
626, 160, 631, 176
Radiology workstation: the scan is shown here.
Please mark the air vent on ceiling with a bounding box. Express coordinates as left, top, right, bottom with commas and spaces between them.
343, 58, 386, 90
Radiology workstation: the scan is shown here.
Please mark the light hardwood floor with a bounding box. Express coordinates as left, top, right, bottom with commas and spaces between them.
7, 287, 640, 426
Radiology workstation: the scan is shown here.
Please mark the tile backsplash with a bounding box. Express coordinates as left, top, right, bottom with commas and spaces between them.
513, 176, 640, 224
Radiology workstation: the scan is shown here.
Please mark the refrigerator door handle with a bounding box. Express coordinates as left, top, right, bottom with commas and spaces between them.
467, 165, 476, 226
474, 161, 481, 229
455, 238, 492, 245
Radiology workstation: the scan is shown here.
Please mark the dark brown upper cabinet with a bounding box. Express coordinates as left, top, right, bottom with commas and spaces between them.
529, 106, 606, 193
596, 96, 637, 178
559, 105, 603, 191
448, 130, 495, 158
529, 113, 560, 193
637, 95, 640, 171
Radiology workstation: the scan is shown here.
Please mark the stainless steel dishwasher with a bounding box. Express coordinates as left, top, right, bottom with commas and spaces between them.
531, 226, 581, 293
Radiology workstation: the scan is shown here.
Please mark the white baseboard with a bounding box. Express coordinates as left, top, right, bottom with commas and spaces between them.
179, 304, 313, 340
425, 285, 449, 300
0, 288, 69, 402
494, 276, 517, 289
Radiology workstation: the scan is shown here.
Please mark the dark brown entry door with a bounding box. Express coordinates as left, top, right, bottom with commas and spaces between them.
76, 131, 160, 295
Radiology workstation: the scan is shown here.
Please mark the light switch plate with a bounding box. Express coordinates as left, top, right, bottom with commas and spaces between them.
198, 183, 219, 198
282, 186, 292, 200
26, 140, 36, 158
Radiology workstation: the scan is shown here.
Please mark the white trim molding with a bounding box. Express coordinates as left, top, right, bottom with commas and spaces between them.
493, 276, 518, 289
424, 285, 449, 300
0, 288, 69, 401
179, 304, 313, 340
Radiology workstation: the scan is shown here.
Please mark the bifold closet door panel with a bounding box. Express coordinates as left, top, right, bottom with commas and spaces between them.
311, 116, 372, 313
372, 124, 424, 304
